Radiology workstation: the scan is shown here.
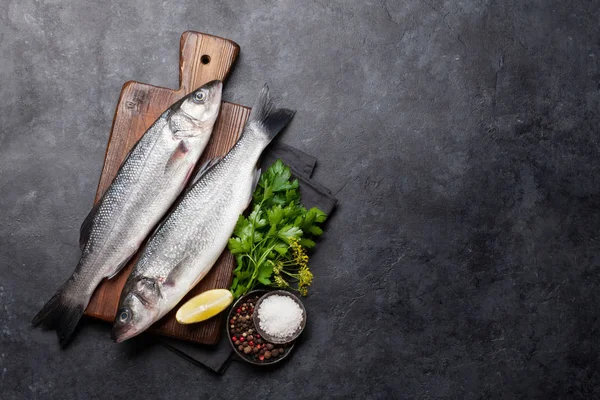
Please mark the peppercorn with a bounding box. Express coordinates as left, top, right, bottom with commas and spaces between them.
257, 339, 263, 344
253, 347, 259, 353
238, 345, 244, 351
235, 340, 240, 346
259, 355, 264, 361
260, 348, 266, 355
247, 335, 254, 341
243, 346, 252, 354
271, 349, 279, 357
266, 344, 274, 350
264, 351, 271, 359
242, 332, 247, 337
249, 341, 254, 347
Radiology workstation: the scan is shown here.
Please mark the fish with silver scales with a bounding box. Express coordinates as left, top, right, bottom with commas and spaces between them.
32, 80, 223, 346
112, 85, 295, 343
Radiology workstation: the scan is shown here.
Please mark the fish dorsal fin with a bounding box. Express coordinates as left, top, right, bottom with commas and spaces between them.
79, 202, 101, 251
192, 156, 223, 185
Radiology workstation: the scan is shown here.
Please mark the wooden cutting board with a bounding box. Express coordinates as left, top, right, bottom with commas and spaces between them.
84, 32, 251, 345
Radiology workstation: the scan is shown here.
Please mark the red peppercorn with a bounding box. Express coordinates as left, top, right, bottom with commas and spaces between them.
256, 344, 261, 349
256, 334, 260, 339
240, 337, 244, 342
259, 355, 264, 361
249, 341, 254, 346
232, 336, 237, 342
236, 308, 241, 313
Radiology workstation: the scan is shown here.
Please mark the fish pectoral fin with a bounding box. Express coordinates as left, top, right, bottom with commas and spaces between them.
79, 202, 102, 251
164, 140, 189, 176
248, 167, 261, 207
163, 257, 190, 288
106, 252, 136, 280
191, 156, 223, 185
167, 264, 209, 292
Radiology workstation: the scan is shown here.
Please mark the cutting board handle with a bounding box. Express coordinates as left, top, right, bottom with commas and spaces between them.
178, 31, 240, 94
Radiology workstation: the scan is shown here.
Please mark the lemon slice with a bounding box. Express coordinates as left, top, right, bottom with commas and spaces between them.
176, 289, 233, 324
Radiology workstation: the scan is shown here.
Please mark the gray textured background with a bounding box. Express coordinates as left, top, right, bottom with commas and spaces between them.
1, 0, 599, 398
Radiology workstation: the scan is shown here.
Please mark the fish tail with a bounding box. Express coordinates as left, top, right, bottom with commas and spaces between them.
32, 278, 88, 347
247, 84, 295, 142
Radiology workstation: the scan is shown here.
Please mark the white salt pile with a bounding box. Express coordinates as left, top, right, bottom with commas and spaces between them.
257, 294, 303, 339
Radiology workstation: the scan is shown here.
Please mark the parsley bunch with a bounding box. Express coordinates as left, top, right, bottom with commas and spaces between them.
228, 160, 327, 298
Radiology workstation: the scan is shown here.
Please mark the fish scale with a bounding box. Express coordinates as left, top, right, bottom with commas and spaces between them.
113, 85, 296, 342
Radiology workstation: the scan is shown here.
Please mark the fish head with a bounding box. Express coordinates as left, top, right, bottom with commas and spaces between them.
112, 277, 162, 343
169, 79, 223, 138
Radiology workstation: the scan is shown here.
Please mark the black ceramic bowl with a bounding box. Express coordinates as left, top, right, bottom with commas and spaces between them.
253, 290, 307, 344
226, 290, 295, 366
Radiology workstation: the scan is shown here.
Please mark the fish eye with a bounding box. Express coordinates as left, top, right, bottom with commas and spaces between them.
192, 90, 206, 103
118, 309, 131, 324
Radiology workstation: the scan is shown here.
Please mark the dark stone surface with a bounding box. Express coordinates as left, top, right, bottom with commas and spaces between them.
1, 0, 599, 398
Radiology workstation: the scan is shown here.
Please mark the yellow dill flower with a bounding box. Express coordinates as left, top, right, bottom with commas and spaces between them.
298, 266, 313, 287
274, 275, 289, 288
289, 239, 308, 267
298, 286, 308, 296
272, 260, 283, 274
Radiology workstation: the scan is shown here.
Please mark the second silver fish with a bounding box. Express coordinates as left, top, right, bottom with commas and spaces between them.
113, 85, 295, 342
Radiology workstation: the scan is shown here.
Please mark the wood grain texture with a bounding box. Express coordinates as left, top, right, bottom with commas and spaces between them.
84, 32, 251, 345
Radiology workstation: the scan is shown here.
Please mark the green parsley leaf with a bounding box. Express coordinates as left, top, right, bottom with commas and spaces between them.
228, 237, 245, 254
257, 263, 273, 285
273, 242, 288, 255
267, 205, 284, 226
278, 225, 303, 242
299, 238, 316, 248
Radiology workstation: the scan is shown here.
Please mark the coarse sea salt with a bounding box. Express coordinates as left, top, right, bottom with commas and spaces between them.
257, 294, 303, 339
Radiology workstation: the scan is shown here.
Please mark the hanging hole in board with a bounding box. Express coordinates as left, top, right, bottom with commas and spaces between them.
201, 55, 211, 65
